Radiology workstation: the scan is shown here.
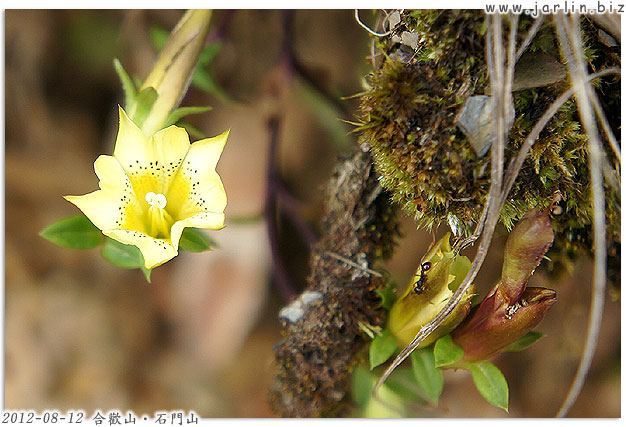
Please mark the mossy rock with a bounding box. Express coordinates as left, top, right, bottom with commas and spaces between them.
356, 10, 620, 285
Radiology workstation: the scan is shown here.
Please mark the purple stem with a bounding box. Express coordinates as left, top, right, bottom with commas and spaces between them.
266, 115, 297, 302
274, 182, 318, 251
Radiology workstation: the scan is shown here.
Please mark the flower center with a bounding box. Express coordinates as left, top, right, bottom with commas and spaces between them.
145, 192, 173, 239
146, 192, 167, 209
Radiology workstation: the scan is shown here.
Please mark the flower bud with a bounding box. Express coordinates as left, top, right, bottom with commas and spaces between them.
140, 10, 212, 137
451, 285, 557, 362
500, 208, 554, 302
388, 233, 475, 348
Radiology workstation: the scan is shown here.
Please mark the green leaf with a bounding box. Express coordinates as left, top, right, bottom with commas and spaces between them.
376, 285, 397, 310
131, 87, 158, 127
141, 266, 152, 283
165, 105, 212, 128
101, 238, 145, 269
434, 334, 464, 367
351, 366, 376, 407
177, 121, 206, 140
149, 26, 169, 51
178, 228, 217, 252
197, 41, 222, 64
192, 67, 233, 102
410, 347, 444, 404
384, 367, 427, 404
503, 331, 545, 352
113, 58, 137, 107
351, 366, 405, 418
40, 215, 104, 249
369, 331, 398, 370
466, 361, 509, 411
295, 81, 351, 149
101, 238, 152, 283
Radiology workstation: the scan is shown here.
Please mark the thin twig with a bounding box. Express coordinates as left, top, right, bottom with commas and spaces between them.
275, 183, 318, 250
266, 115, 298, 302
354, 9, 391, 37
515, 14, 545, 62
326, 251, 383, 277
589, 86, 621, 163
599, 151, 621, 197
554, 13, 609, 418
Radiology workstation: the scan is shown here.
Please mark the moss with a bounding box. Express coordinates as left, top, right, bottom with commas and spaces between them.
357, 11, 620, 284
270, 149, 399, 417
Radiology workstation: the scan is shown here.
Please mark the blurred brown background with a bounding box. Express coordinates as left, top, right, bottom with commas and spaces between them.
5, 9, 619, 417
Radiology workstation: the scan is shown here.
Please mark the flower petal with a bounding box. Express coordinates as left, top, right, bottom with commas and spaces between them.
113, 106, 191, 200
104, 229, 178, 269
166, 130, 229, 220
113, 106, 150, 171
170, 212, 225, 249
65, 155, 144, 233
65, 191, 125, 231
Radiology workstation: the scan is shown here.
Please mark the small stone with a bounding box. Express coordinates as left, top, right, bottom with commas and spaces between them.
456, 95, 515, 157
512, 52, 566, 92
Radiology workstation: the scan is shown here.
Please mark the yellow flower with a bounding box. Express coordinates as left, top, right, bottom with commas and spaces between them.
387, 233, 475, 348
65, 106, 228, 269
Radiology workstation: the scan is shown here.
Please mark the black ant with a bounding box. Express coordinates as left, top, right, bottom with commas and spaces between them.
413, 261, 432, 294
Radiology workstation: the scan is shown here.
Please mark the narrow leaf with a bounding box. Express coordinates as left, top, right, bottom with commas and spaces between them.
178, 228, 216, 252
503, 331, 544, 352
101, 238, 145, 269
40, 215, 104, 249
197, 42, 222, 64
165, 105, 212, 128
369, 331, 398, 370
132, 87, 158, 127
177, 121, 206, 139
192, 66, 234, 103
113, 58, 137, 107
434, 334, 464, 367
149, 26, 169, 51
410, 347, 444, 404
141, 266, 152, 283
466, 361, 509, 411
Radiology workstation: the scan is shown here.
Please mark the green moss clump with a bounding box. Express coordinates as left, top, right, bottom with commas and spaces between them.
358, 10, 489, 236
357, 10, 620, 284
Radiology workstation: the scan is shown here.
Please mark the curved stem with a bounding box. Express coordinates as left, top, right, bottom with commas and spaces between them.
554, 13, 609, 417
354, 9, 391, 37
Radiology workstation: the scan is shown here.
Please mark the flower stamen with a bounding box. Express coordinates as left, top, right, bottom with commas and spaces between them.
145, 192, 173, 238
146, 192, 167, 209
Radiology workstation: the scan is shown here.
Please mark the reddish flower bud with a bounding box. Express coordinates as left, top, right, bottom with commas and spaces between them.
451, 285, 557, 362
450, 208, 557, 362
500, 208, 554, 302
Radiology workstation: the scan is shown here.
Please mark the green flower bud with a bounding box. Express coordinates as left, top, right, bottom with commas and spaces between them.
500, 208, 554, 301
388, 233, 475, 348
451, 285, 557, 362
